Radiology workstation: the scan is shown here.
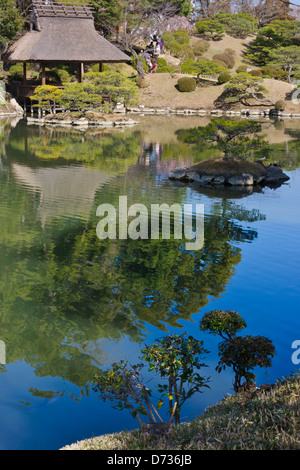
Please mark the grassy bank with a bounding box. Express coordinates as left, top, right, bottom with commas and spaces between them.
61, 373, 299, 450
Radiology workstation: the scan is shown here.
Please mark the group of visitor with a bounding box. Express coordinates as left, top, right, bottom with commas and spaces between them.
139, 35, 164, 74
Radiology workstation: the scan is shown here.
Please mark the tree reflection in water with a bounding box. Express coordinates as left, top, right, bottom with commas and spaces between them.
0, 119, 268, 401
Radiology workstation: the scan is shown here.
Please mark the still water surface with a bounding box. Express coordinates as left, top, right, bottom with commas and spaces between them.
0, 116, 299, 449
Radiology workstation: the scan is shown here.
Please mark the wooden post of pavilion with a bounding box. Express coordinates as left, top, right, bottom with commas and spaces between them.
22, 62, 27, 111
23, 63, 27, 86
41, 63, 46, 85
78, 63, 84, 83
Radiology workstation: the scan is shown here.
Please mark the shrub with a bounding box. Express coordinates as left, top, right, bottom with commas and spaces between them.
179, 44, 195, 60
30, 85, 63, 113
93, 334, 209, 426
195, 18, 225, 41
213, 52, 235, 69
135, 76, 149, 88
8, 63, 23, 81
82, 71, 139, 106
168, 41, 183, 58
141, 334, 209, 424
93, 360, 163, 426
250, 69, 263, 77
39, 68, 71, 86
213, 59, 229, 69
217, 73, 270, 109
200, 310, 247, 338
161, 32, 176, 49
275, 100, 285, 111
261, 66, 288, 81
218, 71, 231, 84
56, 69, 70, 85
162, 30, 190, 58
236, 65, 248, 73
181, 58, 227, 76
177, 77, 197, 92
200, 310, 275, 393
156, 57, 175, 73
192, 39, 210, 56
31, 71, 139, 112
214, 12, 258, 39
173, 29, 190, 45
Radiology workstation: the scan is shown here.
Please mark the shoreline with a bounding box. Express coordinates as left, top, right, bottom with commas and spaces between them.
127, 106, 300, 118
60, 373, 299, 450
8, 106, 299, 130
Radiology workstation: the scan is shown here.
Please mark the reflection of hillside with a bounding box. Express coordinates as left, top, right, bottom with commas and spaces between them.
136, 115, 300, 147
12, 163, 114, 225
259, 120, 300, 145
136, 115, 211, 144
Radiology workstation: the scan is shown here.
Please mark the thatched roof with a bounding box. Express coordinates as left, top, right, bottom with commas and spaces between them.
3, 1, 130, 64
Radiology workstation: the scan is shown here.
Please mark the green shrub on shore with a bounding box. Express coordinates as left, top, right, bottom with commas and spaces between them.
275, 100, 285, 111
93, 334, 209, 427
218, 71, 231, 84
180, 58, 226, 76
177, 77, 197, 92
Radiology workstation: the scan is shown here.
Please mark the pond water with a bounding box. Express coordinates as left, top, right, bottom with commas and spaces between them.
0, 115, 299, 450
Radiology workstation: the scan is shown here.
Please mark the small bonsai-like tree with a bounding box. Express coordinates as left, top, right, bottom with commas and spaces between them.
269, 46, 300, 84
195, 18, 225, 41
216, 72, 275, 108
93, 334, 209, 426
200, 310, 275, 393
142, 334, 210, 424
182, 117, 267, 160
93, 360, 163, 426
30, 85, 64, 114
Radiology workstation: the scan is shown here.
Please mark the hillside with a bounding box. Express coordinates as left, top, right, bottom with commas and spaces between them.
135, 34, 298, 113
138, 74, 297, 112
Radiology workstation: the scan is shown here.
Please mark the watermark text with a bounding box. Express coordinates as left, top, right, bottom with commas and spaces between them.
96, 196, 204, 250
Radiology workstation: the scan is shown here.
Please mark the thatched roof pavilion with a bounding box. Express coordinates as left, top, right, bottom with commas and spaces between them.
3, 0, 130, 94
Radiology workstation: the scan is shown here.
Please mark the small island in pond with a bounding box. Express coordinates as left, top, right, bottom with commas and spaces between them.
169, 158, 290, 187
169, 119, 290, 187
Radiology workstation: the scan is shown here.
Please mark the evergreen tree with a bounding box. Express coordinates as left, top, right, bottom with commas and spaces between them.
0, 0, 23, 45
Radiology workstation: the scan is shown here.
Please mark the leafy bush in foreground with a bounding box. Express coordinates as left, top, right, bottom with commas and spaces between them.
93, 334, 209, 426
200, 310, 275, 392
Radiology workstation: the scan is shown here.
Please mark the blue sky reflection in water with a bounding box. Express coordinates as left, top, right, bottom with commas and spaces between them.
0, 116, 299, 449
